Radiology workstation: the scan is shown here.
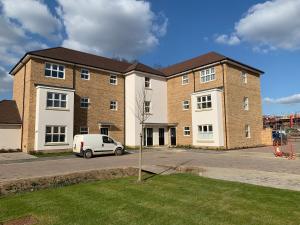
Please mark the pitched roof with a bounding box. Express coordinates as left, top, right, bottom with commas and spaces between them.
0, 100, 21, 124
125, 62, 165, 76
160, 51, 263, 76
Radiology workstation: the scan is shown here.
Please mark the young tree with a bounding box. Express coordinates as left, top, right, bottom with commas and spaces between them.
135, 87, 152, 182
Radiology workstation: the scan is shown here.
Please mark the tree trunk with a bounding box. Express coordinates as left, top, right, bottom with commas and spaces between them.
138, 131, 143, 182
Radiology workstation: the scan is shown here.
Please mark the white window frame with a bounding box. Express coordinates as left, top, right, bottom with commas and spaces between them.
46, 92, 67, 109
80, 127, 89, 134
145, 77, 151, 88
110, 100, 118, 111
198, 124, 213, 140
45, 62, 65, 79
182, 100, 190, 110
144, 101, 151, 114
245, 125, 251, 138
244, 97, 249, 111
183, 127, 190, 136
182, 74, 189, 85
80, 97, 90, 108
45, 126, 66, 144
200, 67, 215, 83
81, 68, 90, 80
109, 74, 117, 85
197, 95, 212, 110
242, 71, 247, 84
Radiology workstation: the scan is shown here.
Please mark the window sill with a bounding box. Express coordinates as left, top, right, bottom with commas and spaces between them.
181, 82, 189, 85
44, 143, 69, 146
45, 76, 65, 80
195, 108, 212, 112
109, 83, 118, 86
197, 140, 214, 143
145, 87, 152, 90
183, 109, 190, 111
46, 107, 70, 111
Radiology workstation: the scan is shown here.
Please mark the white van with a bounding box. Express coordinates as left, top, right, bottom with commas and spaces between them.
73, 134, 124, 158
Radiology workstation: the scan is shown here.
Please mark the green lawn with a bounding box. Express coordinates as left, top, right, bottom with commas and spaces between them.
0, 174, 299, 225
30, 151, 74, 158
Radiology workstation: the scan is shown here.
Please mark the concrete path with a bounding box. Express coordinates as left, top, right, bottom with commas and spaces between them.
0, 147, 299, 191
0, 152, 37, 161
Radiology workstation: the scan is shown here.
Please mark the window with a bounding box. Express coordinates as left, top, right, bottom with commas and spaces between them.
145, 77, 151, 88
103, 136, 114, 144
242, 71, 247, 84
198, 125, 213, 140
80, 127, 89, 134
182, 74, 189, 85
81, 69, 90, 80
182, 100, 189, 110
197, 95, 212, 110
144, 101, 151, 113
110, 75, 117, 85
46, 92, 67, 108
244, 97, 249, 110
100, 128, 109, 135
110, 101, 118, 110
200, 67, 215, 83
45, 126, 66, 143
80, 97, 89, 108
183, 127, 190, 136
245, 125, 251, 138
45, 63, 64, 79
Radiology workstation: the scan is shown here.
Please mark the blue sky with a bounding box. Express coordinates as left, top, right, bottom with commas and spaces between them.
0, 0, 299, 115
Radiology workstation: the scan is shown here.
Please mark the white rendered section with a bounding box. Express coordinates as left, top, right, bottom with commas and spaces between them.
191, 89, 224, 147
125, 72, 168, 146
0, 125, 21, 149
34, 86, 74, 151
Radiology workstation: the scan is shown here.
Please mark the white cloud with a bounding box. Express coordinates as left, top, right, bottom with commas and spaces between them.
215, 0, 300, 51
0, 66, 12, 93
1, 0, 62, 40
264, 94, 300, 104
215, 34, 240, 45
57, 0, 168, 59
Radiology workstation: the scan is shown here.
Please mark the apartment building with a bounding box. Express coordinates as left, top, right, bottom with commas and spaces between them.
5, 47, 263, 152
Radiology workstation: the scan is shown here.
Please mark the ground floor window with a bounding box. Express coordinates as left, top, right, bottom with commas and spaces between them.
80, 127, 89, 134
183, 127, 190, 136
100, 127, 109, 135
45, 126, 66, 143
198, 125, 213, 140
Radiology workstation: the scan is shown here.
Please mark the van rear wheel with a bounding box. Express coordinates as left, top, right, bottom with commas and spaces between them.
84, 149, 93, 159
115, 148, 123, 156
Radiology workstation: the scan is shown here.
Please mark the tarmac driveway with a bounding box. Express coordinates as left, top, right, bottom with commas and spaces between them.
0, 146, 299, 191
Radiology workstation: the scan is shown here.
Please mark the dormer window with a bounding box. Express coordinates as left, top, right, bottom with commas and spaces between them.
45, 63, 65, 79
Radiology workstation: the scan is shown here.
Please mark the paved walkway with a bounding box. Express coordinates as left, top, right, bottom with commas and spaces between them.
0, 147, 299, 191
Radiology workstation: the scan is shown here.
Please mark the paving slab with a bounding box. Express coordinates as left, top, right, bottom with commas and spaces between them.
0, 152, 37, 161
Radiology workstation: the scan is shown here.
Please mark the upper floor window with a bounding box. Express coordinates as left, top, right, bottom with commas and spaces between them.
45, 126, 66, 143
145, 77, 151, 88
47, 92, 67, 108
144, 101, 151, 113
183, 127, 191, 136
241, 71, 247, 84
81, 69, 90, 80
80, 97, 89, 108
200, 67, 215, 83
80, 127, 89, 134
110, 75, 117, 85
245, 124, 251, 138
197, 95, 212, 110
182, 100, 190, 110
244, 97, 249, 111
198, 124, 213, 140
45, 63, 65, 79
110, 101, 118, 111
182, 74, 189, 85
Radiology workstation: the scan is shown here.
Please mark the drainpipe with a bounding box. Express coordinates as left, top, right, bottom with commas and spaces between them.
192, 69, 196, 93
20, 63, 26, 151
222, 63, 228, 150
124, 76, 126, 146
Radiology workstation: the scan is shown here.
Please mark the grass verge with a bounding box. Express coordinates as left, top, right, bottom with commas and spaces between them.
0, 174, 299, 225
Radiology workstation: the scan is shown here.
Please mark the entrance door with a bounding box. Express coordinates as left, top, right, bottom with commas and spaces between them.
170, 127, 176, 146
159, 128, 165, 146
100, 127, 109, 135
144, 128, 153, 146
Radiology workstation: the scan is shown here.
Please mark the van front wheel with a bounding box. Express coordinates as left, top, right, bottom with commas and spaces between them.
115, 148, 123, 156
84, 149, 93, 159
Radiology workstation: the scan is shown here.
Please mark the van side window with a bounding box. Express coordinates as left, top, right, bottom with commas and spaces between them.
103, 136, 114, 143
